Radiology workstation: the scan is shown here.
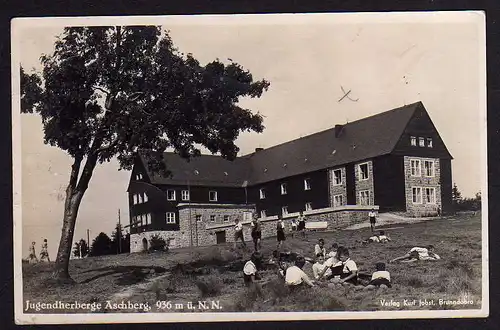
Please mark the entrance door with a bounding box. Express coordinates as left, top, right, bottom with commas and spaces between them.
215, 231, 226, 244
142, 237, 148, 251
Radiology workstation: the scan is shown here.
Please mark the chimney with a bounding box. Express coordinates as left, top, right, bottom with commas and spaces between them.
334, 124, 344, 138
255, 148, 264, 153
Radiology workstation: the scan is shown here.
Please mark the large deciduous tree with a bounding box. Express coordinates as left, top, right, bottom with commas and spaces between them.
20, 26, 270, 282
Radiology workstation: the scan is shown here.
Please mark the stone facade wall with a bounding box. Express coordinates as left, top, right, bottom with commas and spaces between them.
328, 167, 347, 207
404, 156, 442, 217
130, 230, 186, 253
354, 160, 375, 205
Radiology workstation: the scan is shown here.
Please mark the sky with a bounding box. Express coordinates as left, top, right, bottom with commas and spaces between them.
14, 13, 486, 259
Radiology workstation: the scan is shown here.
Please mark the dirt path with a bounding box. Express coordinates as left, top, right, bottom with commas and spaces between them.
106, 272, 171, 304
344, 213, 442, 230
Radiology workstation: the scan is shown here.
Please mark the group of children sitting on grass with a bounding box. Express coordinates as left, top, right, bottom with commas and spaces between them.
242, 235, 441, 292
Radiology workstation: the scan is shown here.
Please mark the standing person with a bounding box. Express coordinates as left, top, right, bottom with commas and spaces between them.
290, 218, 298, 238
297, 211, 307, 239
233, 218, 246, 249
314, 239, 327, 257
276, 215, 286, 251
28, 241, 38, 264
39, 239, 50, 262
251, 213, 262, 252
369, 208, 377, 232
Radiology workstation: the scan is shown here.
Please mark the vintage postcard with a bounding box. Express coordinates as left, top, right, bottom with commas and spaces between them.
12, 12, 488, 324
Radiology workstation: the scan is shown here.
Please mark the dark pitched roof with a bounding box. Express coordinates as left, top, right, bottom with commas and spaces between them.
140, 101, 425, 187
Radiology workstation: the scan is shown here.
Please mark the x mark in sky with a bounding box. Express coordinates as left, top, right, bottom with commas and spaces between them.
338, 86, 359, 102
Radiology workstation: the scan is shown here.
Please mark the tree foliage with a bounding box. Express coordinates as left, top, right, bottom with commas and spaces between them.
89, 232, 113, 257
72, 239, 89, 258
110, 223, 129, 254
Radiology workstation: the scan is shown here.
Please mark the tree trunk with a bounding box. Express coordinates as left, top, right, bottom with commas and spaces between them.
53, 190, 84, 283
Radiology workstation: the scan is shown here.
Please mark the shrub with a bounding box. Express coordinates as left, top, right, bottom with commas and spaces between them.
196, 274, 223, 298
148, 234, 168, 252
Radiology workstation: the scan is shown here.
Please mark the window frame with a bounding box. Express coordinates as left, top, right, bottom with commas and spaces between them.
412, 187, 423, 204
133, 194, 138, 205
281, 206, 288, 216
210, 215, 216, 222
418, 137, 425, 147
166, 190, 176, 201
146, 213, 152, 225
333, 169, 343, 185
259, 188, 266, 199
424, 187, 436, 204
423, 160, 435, 177
358, 163, 369, 181
359, 190, 370, 205
410, 159, 422, 177
280, 183, 287, 195
410, 136, 417, 146
260, 210, 266, 218
196, 214, 202, 222
304, 178, 311, 191
166, 212, 176, 224
427, 138, 433, 148
223, 215, 230, 222
181, 190, 190, 201
209, 190, 218, 202
333, 194, 344, 207
305, 202, 312, 211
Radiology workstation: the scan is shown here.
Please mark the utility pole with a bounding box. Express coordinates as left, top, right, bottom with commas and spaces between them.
87, 229, 90, 256
118, 208, 122, 254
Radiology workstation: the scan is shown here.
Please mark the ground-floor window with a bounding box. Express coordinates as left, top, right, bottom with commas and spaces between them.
333, 194, 344, 207
359, 190, 370, 205
223, 215, 230, 222
166, 212, 176, 224
425, 187, 436, 204
210, 215, 216, 222
305, 202, 312, 211
281, 206, 288, 216
196, 214, 202, 222
260, 210, 266, 218
412, 187, 423, 204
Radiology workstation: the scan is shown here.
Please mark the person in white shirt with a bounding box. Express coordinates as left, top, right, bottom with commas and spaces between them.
28, 241, 38, 264
285, 256, 315, 289
377, 231, 391, 243
364, 262, 391, 290
369, 208, 377, 232
276, 216, 286, 250
291, 218, 298, 238
314, 239, 327, 257
250, 214, 262, 251
390, 245, 440, 263
243, 251, 263, 286
297, 212, 307, 239
326, 243, 339, 258
233, 218, 246, 249
331, 247, 359, 285
317, 252, 341, 281
39, 239, 50, 262
312, 254, 332, 280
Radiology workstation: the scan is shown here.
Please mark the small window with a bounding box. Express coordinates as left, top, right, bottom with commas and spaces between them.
333, 195, 343, 207
305, 202, 312, 211
281, 183, 287, 195
412, 187, 422, 204
223, 215, 230, 222
333, 169, 342, 185
358, 163, 369, 181
139, 214, 144, 225
166, 212, 176, 224
410, 136, 417, 146
260, 210, 266, 218
419, 137, 425, 147
423, 160, 435, 177
138, 194, 143, 204
196, 215, 202, 222
146, 213, 152, 225
359, 190, 370, 205
425, 187, 436, 204
304, 178, 311, 191
427, 138, 433, 148
167, 190, 176, 201
181, 190, 190, 201
144, 193, 148, 203
210, 215, 216, 222
281, 206, 288, 216
133, 194, 138, 205
259, 188, 266, 199
209, 191, 218, 202
410, 159, 421, 177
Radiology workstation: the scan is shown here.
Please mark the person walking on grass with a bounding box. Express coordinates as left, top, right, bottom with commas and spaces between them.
297, 211, 307, 239
369, 208, 377, 232
233, 218, 246, 249
39, 238, 50, 262
251, 213, 262, 252
276, 215, 286, 251
290, 218, 298, 238
28, 241, 38, 264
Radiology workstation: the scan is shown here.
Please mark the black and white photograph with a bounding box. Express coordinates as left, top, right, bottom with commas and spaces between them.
12, 12, 488, 324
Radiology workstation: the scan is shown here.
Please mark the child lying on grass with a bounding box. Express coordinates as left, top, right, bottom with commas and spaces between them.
390, 245, 441, 263
363, 262, 391, 290
362, 231, 391, 244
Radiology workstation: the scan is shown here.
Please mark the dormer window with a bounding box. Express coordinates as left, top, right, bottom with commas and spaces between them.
304, 178, 311, 191
259, 188, 266, 199
410, 136, 417, 146
419, 137, 425, 147
427, 138, 433, 148
280, 183, 287, 195
167, 190, 176, 201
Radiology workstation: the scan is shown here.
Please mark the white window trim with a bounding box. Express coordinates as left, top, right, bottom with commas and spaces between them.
427, 138, 433, 148
333, 194, 344, 207
167, 190, 176, 201
210, 215, 216, 222
146, 213, 151, 225
138, 194, 144, 204
418, 137, 425, 147
280, 183, 287, 195
358, 163, 369, 181
133, 194, 138, 205
143, 193, 148, 203
166, 212, 176, 224
423, 160, 435, 177
260, 210, 267, 218
304, 179, 311, 191
410, 159, 422, 177
282, 206, 288, 215
424, 187, 437, 204
412, 187, 423, 204
359, 190, 370, 205
333, 169, 343, 186
410, 136, 417, 146
305, 202, 312, 211
209, 191, 218, 202
181, 190, 190, 201
223, 215, 230, 222
259, 188, 266, 199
